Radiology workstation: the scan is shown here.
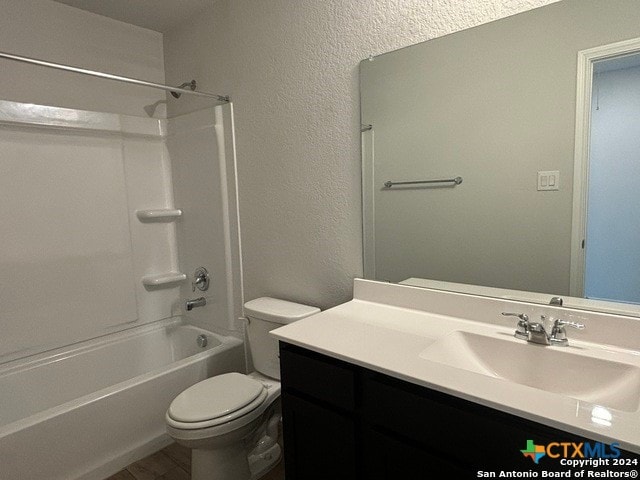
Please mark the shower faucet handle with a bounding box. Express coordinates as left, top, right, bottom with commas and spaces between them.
192, 267, 210, 292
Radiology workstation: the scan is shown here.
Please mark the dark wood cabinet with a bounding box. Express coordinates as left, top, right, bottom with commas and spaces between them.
279, 343, 359, 479
281, 392, 357, 480
279, 342, 640, 479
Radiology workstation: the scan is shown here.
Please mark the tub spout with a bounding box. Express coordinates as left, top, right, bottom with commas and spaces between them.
185, 297, 206, 311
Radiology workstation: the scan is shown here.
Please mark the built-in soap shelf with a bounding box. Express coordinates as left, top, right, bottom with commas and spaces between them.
141, 272, 187, 287
136, 209, 182, 222
138, 209, 184, 288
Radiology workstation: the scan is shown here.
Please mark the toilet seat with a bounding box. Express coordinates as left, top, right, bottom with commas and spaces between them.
166, 372, 268, 430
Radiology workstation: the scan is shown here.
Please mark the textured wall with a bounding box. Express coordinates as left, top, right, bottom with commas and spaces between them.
164, 0, 559, 310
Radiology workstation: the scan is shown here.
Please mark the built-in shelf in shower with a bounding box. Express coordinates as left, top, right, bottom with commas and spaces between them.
136, 209, 183, 222
141, 272, 187, 287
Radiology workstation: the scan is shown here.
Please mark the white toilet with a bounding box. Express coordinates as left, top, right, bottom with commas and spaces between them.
166, 297, 320, 480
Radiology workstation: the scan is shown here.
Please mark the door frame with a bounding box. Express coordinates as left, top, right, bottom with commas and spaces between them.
569, 37, 640, 297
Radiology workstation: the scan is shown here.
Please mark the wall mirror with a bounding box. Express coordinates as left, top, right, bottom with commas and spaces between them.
360, 0, 640, 317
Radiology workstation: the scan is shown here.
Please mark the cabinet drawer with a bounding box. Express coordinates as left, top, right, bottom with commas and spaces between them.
281, 392, 357, 480
362, 372, 564, 470
279, 343, 356, 411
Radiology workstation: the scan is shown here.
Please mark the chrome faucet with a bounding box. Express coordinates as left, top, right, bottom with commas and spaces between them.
527, 317, 552, 345
185, 297, 206, 311
549, 296, 563, 306
502, 312, 584, 346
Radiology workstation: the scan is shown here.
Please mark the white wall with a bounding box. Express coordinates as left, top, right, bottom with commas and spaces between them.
163, 0, 560, 310
0, 0, 165, 117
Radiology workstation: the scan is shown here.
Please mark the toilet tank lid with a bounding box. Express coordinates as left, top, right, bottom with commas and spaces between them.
244, 297, 320, 324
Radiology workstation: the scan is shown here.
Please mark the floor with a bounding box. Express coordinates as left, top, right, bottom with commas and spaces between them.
105, 442, 285, 480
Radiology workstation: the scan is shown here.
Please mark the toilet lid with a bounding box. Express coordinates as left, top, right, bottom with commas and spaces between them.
168, 372, 266, 423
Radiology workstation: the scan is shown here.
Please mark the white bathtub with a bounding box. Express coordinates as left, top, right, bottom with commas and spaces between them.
0, 317, 244, 480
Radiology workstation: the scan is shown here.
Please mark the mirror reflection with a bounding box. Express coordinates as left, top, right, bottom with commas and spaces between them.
360, 0, 640, 316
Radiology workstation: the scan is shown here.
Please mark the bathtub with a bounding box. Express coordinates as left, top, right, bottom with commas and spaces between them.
0, 317, 244, 480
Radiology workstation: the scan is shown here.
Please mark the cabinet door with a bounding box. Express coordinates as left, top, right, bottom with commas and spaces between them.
362, 427, 470, 478
281, 392, 357, 480
279, 343, 356, 410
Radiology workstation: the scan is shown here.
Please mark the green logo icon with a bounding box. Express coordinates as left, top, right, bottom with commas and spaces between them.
521, 439, 546, 464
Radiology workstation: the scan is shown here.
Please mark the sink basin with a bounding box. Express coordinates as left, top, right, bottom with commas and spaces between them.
419, 331, 640, 412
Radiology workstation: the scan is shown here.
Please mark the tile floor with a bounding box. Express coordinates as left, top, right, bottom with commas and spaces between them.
105, 442, 285, 480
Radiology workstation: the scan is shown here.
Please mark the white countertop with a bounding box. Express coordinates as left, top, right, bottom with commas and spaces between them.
271, 279, 640, 454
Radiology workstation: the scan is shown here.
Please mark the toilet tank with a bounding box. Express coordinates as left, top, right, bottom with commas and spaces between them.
243, 297, 320, 379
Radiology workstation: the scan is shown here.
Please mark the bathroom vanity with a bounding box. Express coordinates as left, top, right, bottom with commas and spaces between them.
271, 279, 640, 478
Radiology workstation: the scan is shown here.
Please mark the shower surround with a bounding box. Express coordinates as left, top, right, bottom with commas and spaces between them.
0, 89, 241, 479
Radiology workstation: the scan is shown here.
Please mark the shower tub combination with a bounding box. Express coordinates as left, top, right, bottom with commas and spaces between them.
0, 49, 241, 480
0, 317, 244, 480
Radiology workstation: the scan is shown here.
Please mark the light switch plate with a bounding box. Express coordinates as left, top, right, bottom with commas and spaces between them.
537, 171, 559, 191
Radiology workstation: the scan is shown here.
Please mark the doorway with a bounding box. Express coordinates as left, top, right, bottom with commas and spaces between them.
571, 39, 640, 304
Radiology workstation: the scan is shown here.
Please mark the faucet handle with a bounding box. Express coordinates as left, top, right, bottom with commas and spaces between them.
550, 318, 585, 346
191, 267, 210, 293
502, 312, 530, 340
554, 319, 585, 330
501, 312, 529, 322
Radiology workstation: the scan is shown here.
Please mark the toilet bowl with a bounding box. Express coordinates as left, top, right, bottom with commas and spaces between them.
166, 297, 320, 480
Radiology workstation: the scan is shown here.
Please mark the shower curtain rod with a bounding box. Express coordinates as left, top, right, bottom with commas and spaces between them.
0, 51, 230, 103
